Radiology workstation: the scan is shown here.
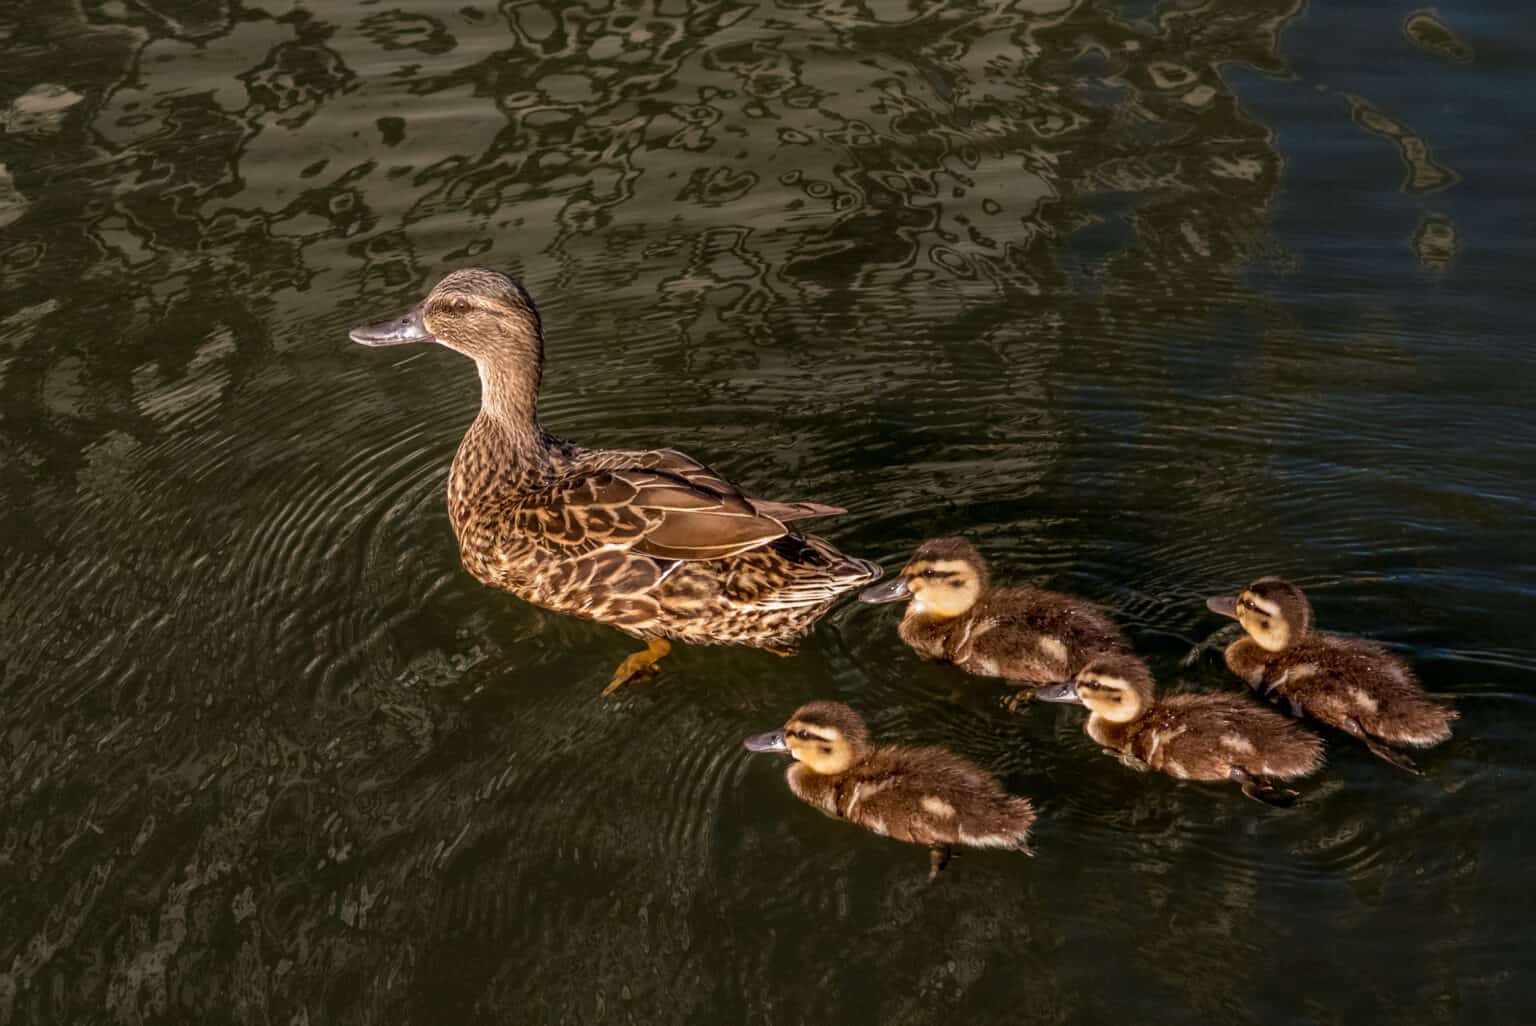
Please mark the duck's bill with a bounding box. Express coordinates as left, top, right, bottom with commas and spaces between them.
1205, 595, 1239, 619
743, 729, 789, 754
858, 576, 910, 604
1033, 681, 1082, 705
350, 305, 434, 347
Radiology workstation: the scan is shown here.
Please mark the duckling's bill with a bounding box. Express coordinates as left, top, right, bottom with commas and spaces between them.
858, 576, 910, 603
1033, 681, 1082, 704
743, 729, 790, 754
1205, 595, 1239, 618
350, 305, 436, 347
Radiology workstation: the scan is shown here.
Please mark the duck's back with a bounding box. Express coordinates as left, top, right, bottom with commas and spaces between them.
450, 436, 879, 646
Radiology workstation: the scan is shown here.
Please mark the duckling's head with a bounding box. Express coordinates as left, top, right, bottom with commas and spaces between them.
743, 700, 872, 776
858, 537, 987, 619
350, 268, 543, 367
1205, 577, 1313, 652
1035, 653, 1154, 723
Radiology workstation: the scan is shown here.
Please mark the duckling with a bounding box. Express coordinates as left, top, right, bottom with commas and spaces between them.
859, 537, 1128, 704
1035, 653, 1324, 806
744, 700, 1035, 879
1206, 577, 1455, 774
350, 269, 880, 694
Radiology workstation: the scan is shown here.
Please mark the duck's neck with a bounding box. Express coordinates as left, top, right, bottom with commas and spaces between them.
448, 357, 558, 529
476, 354, 543, 431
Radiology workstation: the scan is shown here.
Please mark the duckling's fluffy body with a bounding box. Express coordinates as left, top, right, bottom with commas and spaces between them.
1210, 578, 1455, 752
787, 745, 1036, 851
1038, 655, 1324, 802
1085, 688, 1323, 782
353, 269, 879, 654
863, 538, 1127, 683
747, 701, 1035, 866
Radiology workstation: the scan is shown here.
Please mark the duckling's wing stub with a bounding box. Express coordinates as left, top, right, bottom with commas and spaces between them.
517, 467, 790, 561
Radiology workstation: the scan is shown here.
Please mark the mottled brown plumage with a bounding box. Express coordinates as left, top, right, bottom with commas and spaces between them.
1037, 654, 1324, 805
860, 538, 1129, 702
744, 700, 1035, 879
1206, 577, 1456, 773
351, 269, 879, 688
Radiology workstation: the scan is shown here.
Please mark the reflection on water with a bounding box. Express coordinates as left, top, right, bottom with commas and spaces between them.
1, 0, 1533, 1023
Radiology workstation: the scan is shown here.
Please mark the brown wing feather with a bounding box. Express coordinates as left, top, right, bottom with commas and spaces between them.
595, 449, 846, 522
514, 466, 790, 562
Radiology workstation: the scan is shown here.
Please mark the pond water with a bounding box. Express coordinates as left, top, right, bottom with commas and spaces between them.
2, 1, 1533, 1023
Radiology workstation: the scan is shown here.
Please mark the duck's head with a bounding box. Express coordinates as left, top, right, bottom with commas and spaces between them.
1205, 577, 1313, 652
350, 268, 543, 367
858, 537, 987, 619
1035, 653, 1153, 724
743, 700, 872, 776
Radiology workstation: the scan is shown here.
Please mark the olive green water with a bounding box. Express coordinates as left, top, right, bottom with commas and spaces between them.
3, 1, 1534, 1023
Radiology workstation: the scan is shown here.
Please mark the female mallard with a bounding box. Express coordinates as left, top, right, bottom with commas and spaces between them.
1035, 654, 1325, 806
859, 537, 1129, 705
744, 700, 1035, 879
350, 269, 880, 693
1206, 577, 1455, 773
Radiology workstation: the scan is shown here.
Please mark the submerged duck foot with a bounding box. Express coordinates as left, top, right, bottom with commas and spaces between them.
927, 845, 954, 883
601, 638, 673, 697
1003, 687, 1037, 714
1230, 767, 1299, 807
1361, 734, 1423, 776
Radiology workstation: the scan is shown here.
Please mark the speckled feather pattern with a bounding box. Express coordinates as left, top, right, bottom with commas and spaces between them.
447, 415, 879, 647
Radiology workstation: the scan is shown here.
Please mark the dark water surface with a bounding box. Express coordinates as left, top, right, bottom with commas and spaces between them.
3, 0, 1533, 1022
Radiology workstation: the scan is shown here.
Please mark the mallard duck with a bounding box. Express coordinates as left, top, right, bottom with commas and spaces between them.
1036, 654, 1324, 805
744, 700, 1035, 879
1206, 577, 1455, 773
859, 537, 1128, 704
350, 269, 880, 693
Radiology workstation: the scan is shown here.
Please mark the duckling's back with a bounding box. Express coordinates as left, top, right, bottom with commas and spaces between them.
1132, 693, 1325, 781
1260, 635, 1456, 747
792, 747, 1035, 851
958, 587, 1129, 681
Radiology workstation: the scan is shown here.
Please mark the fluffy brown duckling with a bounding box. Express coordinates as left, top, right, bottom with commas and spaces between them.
1035, 654, 1325, 806
859, 537, 1129, 703
1206, 577, 1456, 774
744, 700, 1035, 879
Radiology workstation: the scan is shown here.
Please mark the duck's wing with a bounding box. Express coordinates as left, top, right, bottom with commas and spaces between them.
513, 465, 791, 561
599, 448, 846, 521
